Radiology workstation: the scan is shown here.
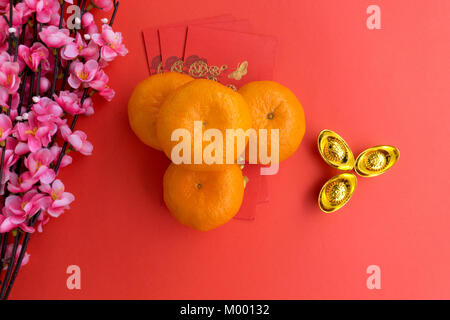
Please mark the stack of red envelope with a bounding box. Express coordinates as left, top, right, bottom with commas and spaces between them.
142, 15, 277, 220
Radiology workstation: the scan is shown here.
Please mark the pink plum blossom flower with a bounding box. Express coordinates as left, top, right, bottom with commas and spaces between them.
8, 148, 56, 193
0, 190, 45, 233
0, 53, 21, 94
86, 66, 115, 101
32, 97, 63, 123
98, 86, 115, 101
39, 76, 50, 93
36, 210, 50, 233
0, 21, 7, 52
16, 112, 55, 152
0, 114, 12, 142
83, 97, 94, 116
0, 0, 8, 12
23, 148, 56, 184
39, 179, 74, 218
54, 91, 85, 115
8, 149, 55, 193
81, 12, 98, 35
18, 43, 49, 71
0, 140, 19, 185
49, 144, 72, 168
61, 33, 99, 61
68, 130, 93, 155
3, 244, 30, 270
7, 172, 35, 193
24, 0, 60, 24
92, 24, 128, 62
58, 122, 71, 141
89, 69, 109, 91
39, 25, 74, 48
4, 2, 32, 28
0, 87, 19, 112
14, 142, 32, 156
39, 53, 53, 74
91, 0, 114, 11
68, 60, 98, 89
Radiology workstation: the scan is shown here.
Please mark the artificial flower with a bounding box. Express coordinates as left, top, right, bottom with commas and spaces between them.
15, 112, 55, 152
0, 87, 19, 112
54, 91, 85, 115
39, 25, 74, 48
49, 144, 72, 168
0, 190, 45, 233
24, 0, 60, 24
68, 60, 98, 89
32, 97, 63, 123
18, 43, 49, 72
81, 12, 98, 35
0, 53, 20, 94
3, 244, 30, 270
0, 114, 12, 142
91, 0, 114, 11
61, 33, 99, 61
40, 179, 74, 218
23, 148, 56, 184
67, 130, 93, 156
92, 24, 128, 62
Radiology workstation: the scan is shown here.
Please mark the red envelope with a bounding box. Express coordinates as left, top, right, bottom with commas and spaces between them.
158, 17, 250, 72
146, 19, 275, 221
184, 26, 278, 89
142, 27, 163, 75
142, 15, 234, 74
236, 165, 270, 220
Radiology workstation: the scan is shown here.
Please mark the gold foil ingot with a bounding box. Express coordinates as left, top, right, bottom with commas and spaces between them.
355, 146, 400, 177
318, 130, 355, 171
319, 173, 357, 213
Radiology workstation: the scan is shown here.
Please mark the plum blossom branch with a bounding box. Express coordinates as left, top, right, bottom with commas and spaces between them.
0, 0, 127, 299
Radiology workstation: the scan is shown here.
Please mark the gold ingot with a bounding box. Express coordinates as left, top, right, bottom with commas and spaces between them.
355, 146, 400, 177
318, 130, 355, 171
319, 173, 357, 213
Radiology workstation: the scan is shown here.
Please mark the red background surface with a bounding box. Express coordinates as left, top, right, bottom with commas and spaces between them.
11, 0, 450, 299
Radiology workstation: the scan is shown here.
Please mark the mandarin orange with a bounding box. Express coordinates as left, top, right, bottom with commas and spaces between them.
238, 81, 306, 163
163, 164, 245, 231
157, 79, 252, 170
128, 72, 193, 150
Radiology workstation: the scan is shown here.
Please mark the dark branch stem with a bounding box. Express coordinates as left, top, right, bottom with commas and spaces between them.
3, 213, 40, 300
0, 230, 22, 298
110, 1, 120, 27
0, 233, 8, 279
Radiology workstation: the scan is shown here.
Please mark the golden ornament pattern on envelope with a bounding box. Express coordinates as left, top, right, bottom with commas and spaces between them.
228, 61, 248, 80
162, 55, 248, 89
